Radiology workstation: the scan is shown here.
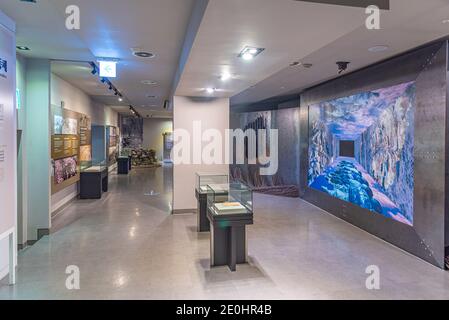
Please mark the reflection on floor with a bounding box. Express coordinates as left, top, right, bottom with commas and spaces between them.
1, 166, 449, 299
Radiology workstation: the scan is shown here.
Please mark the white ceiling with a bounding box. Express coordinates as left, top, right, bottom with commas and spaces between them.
0, 0, 195, 117
175, 0, 367, 98
231, 0, 449, 105
3, 0, 449, 112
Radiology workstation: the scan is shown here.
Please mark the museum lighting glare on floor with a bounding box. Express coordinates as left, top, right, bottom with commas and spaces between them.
2, 0, 449, 313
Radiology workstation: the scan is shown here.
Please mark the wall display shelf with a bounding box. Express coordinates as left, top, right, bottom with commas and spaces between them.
206, 182, 253, 271
195, 173, 228, 232
79, 161, 108, 199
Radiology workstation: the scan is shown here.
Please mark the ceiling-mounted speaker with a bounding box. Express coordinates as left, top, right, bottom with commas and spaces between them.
163, 100, 170, 110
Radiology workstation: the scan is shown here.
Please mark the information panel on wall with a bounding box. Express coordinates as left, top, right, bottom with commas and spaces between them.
50, 105, 91, 194
0, 22, 16, 236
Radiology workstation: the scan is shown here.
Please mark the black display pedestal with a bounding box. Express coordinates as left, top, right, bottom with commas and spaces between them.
117, 157, 130, 175
80, 167, 108, 199
207, 209, 253, 271
195, 189, 210, 232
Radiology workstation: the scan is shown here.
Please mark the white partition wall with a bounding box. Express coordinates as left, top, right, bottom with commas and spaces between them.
0, 10, 16, 283
172, 96, 229, 212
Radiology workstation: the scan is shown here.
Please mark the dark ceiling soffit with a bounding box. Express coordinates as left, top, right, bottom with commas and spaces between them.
170, 0, 210, 98
296, 0, 389, 10
231, 94, 300, 113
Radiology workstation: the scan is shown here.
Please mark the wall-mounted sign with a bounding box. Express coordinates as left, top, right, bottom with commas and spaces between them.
99, 60, 116, 78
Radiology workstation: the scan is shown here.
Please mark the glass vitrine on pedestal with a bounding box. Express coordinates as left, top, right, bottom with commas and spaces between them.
195, 173, 228, 232
80, 160, 108, 199
206, 182, 253, 272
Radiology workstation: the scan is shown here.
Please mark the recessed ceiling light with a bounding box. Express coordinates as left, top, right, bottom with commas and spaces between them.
16, 46, 30, 51
368, 45, 389, 52
133, 51, 155, 58
206, 87, 216, 94
238, 46, 264, 61
118, 97, 123, 102
141, 80, 158, 85
219, 72, 232, 81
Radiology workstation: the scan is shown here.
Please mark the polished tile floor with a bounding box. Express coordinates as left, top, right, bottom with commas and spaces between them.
1, 166, 449, 299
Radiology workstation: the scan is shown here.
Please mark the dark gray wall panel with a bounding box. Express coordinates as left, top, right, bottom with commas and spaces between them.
300, 42, 447, 268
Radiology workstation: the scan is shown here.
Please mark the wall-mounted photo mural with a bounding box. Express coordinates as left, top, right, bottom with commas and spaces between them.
53, 156, 78, 184
308, 82, 415, 226
54, 115, 78, 135
230, 107, 300, 197
121, 116, 143, 149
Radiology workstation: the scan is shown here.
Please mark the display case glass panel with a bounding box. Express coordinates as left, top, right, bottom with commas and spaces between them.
207, 182, 253, 215
195, 172, 228, 193
80, 160, 108, 173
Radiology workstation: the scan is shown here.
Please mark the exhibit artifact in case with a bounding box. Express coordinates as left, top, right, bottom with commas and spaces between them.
207, 182, 253, 216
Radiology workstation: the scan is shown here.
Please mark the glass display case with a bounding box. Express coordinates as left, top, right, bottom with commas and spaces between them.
80, 160, 108, 173
195, 172, 228, 194
207, 182, 253, 215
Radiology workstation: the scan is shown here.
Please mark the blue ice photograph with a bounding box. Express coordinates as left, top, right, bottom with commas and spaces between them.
308, 82, 415, 226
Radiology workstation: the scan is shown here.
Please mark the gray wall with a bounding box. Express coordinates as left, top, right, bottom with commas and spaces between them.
300, 41, 448, 268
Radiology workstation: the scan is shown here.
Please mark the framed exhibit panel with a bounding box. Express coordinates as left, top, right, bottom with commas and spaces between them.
300, 41, 449, 268
0, 14, 17, 284
50, 105, 91, 194
106, 125, 118, 166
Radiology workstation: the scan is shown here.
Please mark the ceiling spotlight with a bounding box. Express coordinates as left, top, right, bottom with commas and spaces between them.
141, 80, 157, 85
220, 72, 232, 81
100, 77, 107, 83
133, 51, 155, 58
238, 46, 264, 61
16, 46, 30, 51
206, 87, 216, 94
368, 45, 389, 53
118, 97, 123, 102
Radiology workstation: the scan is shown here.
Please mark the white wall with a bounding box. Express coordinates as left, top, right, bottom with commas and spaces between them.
0, 10, 16, 281
142, 118, 172, 161
172, 96, 229, 211
50, 73, 119, 213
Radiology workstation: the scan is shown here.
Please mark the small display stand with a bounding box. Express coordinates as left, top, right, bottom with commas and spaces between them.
117, 156, 130, 175
207, 182, 253, 271
80, 161, 108, 199
195, 173, 228, 232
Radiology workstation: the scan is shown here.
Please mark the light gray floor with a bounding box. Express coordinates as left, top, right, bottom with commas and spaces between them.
1, 166, 449, 299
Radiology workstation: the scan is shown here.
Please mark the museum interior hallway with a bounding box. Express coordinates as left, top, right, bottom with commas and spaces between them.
1, 166, 449, 299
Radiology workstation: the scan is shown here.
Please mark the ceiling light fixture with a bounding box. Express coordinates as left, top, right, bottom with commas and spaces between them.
141, 80, 158, 85
238, 46, 265, 61
206, 87, 216, 94
118, 97, 123, 102
133, 51, 155, 58
16, 46, 30, 51
368, 45, 389, 53
220, 72, 232, 81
